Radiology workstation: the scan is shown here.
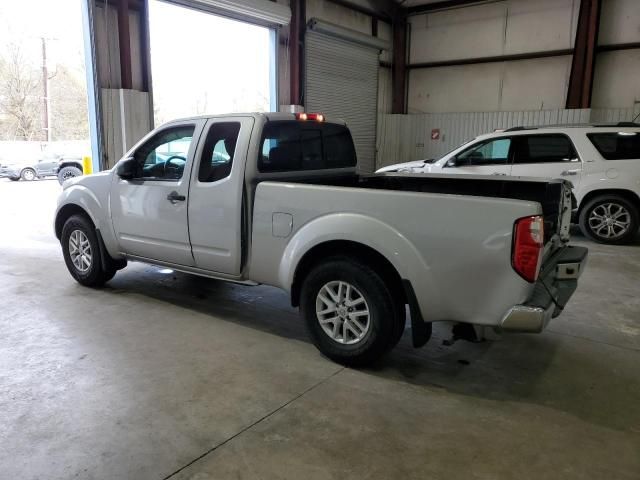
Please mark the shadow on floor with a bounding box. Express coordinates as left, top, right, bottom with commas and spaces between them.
98, 259, 639, 434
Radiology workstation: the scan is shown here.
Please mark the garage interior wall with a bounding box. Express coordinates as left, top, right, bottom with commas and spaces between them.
373, 0, 640, 169
277, 0, 394, 112
84, 0, 640, 172
407, 0, 580, 113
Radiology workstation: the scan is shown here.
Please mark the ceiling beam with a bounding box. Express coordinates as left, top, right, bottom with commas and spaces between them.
325, 0, 398, 22
407, 0, 492, 16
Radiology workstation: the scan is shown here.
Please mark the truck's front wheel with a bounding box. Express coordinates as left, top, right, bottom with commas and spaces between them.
300, 257, 404, 366
61, 215, 116, 287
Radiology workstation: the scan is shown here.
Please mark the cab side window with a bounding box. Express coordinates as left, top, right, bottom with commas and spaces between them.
198, 122, 241, 183
133, 126, 195, 180
456, 138, 511, 166
513, 135, 577, 164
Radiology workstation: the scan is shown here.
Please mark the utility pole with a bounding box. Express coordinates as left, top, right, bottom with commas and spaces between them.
41, 37, 52, 142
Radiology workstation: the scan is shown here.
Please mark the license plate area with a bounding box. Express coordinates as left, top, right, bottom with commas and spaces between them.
556, 262, 583, 280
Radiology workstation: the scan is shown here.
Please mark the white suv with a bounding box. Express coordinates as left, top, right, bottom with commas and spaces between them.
378, 123, 640, 245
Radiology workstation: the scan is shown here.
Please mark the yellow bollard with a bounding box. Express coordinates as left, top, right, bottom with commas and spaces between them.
82, 156, 93, 175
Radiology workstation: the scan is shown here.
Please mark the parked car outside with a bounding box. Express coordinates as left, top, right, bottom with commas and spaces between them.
377, 123, 640, 244
0, 153, 84, 184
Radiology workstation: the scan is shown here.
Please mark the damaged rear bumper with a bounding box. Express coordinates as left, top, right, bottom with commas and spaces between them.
501, 245, 588, 333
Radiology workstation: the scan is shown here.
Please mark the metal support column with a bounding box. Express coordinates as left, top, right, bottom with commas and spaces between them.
81, 0, 104, 172
566, 0, 602, 109
391, 12, 407, 114
289, 0, 305, 106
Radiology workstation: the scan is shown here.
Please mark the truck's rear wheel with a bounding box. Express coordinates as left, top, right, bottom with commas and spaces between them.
300, 256, 404, 366
61, 214, 116, 287
579, 195, 639, 245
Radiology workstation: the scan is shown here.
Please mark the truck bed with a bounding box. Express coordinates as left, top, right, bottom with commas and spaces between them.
254, 171, 571, 241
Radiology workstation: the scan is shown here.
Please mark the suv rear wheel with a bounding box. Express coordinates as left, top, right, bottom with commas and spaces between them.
579, 194, 639, 245
300, 256, 405, 366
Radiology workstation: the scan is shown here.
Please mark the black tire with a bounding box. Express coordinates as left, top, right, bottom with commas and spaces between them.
61, 214, 116, 287
579, 194, 639, 245
20, 168, 36, 181
8, 177, 19, 182
57, 166, 83, 185
300, 256, 405, 367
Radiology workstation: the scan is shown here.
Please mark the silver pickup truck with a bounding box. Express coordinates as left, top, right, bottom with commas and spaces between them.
55, 113, 588, 365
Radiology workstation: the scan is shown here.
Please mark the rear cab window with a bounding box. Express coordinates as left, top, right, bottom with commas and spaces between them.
587, 132, 640, 160
259, 121, 357, 172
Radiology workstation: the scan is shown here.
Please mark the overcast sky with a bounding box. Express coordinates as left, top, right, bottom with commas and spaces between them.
0, 0, 86, 71
148, 0, 272, 123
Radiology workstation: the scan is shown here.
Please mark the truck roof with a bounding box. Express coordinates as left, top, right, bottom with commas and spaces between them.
162, 112, 347, 126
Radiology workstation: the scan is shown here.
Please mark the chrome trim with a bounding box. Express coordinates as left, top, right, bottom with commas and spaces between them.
500, 304, 553, 333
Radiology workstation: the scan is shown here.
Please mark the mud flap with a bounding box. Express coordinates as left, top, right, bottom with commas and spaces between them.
403, 280, 432, 348
96, 228, 127, 271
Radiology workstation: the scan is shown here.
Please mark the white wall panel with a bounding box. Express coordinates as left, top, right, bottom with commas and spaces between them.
408, 63, 502, 113
500, 55, 572, 110
599, 0, 640, 45
409, 2, 508, 64
409, 0, 578, 64
101, 89, 152, 168
504, 0, 577, 54
377, 67, 392, 114
378, 20, 392, 64
128, 10, 145, 92
94, 4, 121, 89
592, 49, 640, 108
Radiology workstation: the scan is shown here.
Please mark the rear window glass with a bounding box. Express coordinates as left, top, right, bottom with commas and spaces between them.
587, 133, 640, 160
513, 134, 577, 164
259, 121, 357, 172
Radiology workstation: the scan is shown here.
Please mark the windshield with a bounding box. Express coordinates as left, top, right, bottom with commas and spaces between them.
435, 137, 477, 164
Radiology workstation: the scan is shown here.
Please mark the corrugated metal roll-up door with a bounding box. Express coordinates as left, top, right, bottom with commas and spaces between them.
305, 20, 388, 173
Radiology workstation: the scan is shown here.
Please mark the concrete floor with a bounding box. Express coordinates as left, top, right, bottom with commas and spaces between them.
0, 179, 639, 480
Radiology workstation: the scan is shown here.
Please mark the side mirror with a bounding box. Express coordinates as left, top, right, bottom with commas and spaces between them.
446, 158, 457, 167
116, 157, 137, 179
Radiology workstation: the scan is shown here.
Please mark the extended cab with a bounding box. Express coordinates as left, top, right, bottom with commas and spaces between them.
55, 113, 588, 365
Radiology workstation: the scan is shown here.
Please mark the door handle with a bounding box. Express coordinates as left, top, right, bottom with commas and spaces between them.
491, 172, 506, 176
167, 191, 186, 203
561, 169, 580, 176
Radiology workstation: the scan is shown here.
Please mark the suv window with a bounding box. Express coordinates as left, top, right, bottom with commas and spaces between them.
513, 134, 577, 164
135, 126, 195, 180
259, 121, 356, 172
198, 122, 241, 182
456, 138, 511, 166
587, 132, 640, 160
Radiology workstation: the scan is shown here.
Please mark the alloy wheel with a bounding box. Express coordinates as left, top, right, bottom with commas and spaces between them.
316, 280, 370, 345
69, 229, 92, 273
588, 202, 631, 240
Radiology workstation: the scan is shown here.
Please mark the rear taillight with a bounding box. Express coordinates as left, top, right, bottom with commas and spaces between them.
512, 215, 544, 283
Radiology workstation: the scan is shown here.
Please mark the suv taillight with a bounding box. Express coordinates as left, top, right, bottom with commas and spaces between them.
512, 215, 544, 283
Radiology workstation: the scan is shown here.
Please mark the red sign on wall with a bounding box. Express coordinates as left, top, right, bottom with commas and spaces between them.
431, 129, 440, 140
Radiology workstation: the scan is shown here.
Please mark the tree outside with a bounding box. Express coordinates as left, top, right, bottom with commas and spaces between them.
0, 0, 89, 143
